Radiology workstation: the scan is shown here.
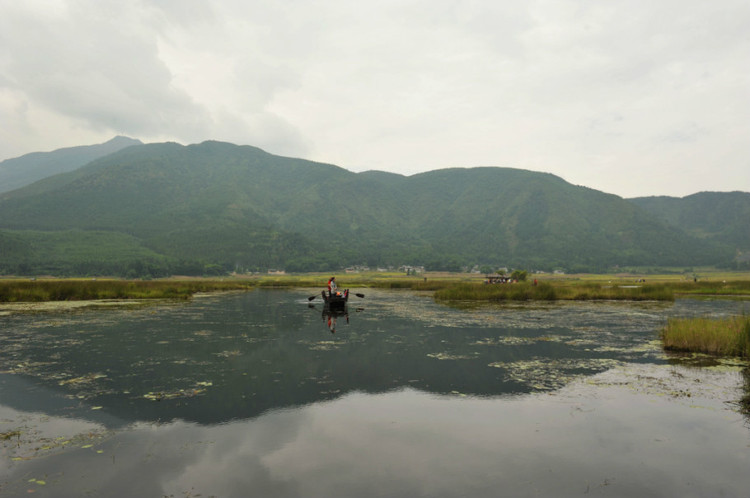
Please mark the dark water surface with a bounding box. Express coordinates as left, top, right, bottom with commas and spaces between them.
1, 289, 749, 497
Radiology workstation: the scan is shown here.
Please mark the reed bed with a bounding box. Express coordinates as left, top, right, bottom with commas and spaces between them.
672, 280, 750, 297
433, 282, 674, 302
256, 276, 322, 288
8, 274, 748, 304
661, 315, 750, 358
367, 279, 455, 291
0, 279, 256, 302
256, 274, 458, 292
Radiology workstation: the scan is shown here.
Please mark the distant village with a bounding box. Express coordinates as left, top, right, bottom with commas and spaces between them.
266, 265, 427, 275
265, 264, 564, 276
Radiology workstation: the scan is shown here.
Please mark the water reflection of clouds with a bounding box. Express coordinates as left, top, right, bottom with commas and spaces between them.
3, 361, 749, 497
180, 367, 748, 497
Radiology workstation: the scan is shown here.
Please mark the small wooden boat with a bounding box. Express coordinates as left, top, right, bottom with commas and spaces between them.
321, 289, 349, 310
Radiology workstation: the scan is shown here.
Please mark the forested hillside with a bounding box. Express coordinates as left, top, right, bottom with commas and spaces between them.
630, 192, 750, 252
0, 136, 142, 194
0, 140, 738, 276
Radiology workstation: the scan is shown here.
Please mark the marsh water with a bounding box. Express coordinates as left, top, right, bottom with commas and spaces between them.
1, 289, 749, 497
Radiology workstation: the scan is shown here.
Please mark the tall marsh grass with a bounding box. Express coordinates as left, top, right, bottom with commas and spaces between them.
672, 280, 750, 296
661, 315, 750, 358
0, 279, 256, 302
368, 279, 453, 291
433, 282, 674, 302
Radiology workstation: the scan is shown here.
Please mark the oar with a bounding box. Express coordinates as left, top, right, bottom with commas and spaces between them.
308, 294, 318, 301
354, 293, 365, 298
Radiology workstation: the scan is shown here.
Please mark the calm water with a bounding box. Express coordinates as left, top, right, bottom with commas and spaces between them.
1, 289, 749, 497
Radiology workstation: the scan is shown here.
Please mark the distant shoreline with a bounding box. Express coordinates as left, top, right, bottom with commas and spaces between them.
2, 272, 750, 304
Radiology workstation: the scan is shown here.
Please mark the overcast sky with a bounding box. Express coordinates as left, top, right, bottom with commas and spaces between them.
1, 1, 748, 198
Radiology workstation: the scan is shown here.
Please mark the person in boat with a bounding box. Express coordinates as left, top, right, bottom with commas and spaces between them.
327, 277, 338, 297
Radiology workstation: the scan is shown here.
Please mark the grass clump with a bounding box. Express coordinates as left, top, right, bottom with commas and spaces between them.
661, 315, 750, 358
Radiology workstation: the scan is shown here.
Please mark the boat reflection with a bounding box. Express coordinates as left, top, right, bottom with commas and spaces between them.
309, 302, 357, 333
323, 307, 348, 333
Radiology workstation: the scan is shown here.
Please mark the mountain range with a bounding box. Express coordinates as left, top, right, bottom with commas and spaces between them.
0, 138, 747, 277
0, 136, 142, 194
630, 192, 750, 253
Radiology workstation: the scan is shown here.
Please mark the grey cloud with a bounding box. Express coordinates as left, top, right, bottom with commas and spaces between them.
0, 0, 307, 155
0, 0, 747, 196
2, 2, 206, 133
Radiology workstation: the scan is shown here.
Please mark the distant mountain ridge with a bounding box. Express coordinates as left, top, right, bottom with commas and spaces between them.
629, 192, 750, 251
0, 136, 142, 193
0, 139, 743, 276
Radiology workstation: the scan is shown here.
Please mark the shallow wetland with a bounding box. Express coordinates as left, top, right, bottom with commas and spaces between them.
1, 288, 749, 497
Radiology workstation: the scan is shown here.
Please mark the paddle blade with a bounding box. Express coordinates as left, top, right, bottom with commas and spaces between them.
355, 293, 365, 298
308, 295, 317, 301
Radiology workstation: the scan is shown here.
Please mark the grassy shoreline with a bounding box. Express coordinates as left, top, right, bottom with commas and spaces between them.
432, 281, 675, 302
1, 272, 750, 303
661, 316, 750, 358
0, 279, 256, 302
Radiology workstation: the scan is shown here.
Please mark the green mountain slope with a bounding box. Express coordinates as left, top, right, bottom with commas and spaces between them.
401, 168, 727, 270
0, 229, 170, 277
630, 192, 750, 251
0, 140, 735, 276
0, 136, 142, 194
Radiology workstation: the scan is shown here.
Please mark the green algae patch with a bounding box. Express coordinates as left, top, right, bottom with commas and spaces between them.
1, 429, 22, 440
300, 340, 349, 351
1, 418, 114, 464
0, 299, 152, 315
143, 382, 211, 401
489, 358, 624, 391
427, 352, 478, 361
580, 361, 747, 406
58, 373, 108, 386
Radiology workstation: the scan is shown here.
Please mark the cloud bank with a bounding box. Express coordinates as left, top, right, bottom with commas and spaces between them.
1, 0, 748, 197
